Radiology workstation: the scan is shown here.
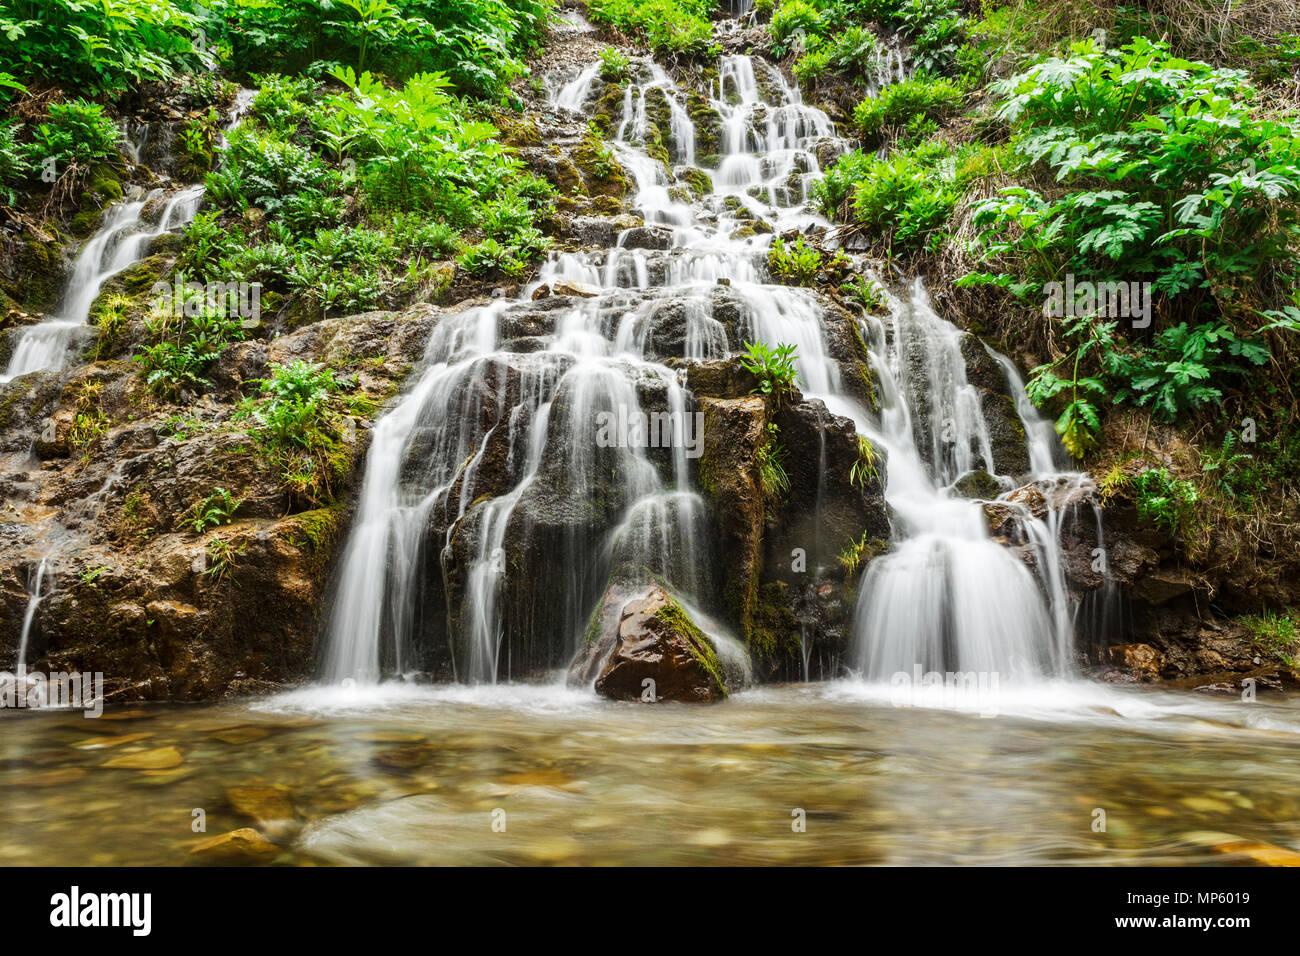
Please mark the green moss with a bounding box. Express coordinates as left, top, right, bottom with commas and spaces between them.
848, 321, 880, 410
653, 597, 727, 697
70, 207, 104, 237
573, 133, 630, 198
685, 89, 721, 162
838, 533, 888, 580
590, 83, 627, 138
292, 504, 345, 552
116, 254, 172, 296
642, 87, 675, 166
748, 581, 799, 663
679, 166, 713, 198
494, 112, 542, 146
0, 380, 27, 431
8, 238, 61, 311
583, 599, 605, 647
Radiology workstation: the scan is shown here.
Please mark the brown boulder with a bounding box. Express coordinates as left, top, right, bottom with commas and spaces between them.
1106, 642, 1163, 679
571, 586, 728, 703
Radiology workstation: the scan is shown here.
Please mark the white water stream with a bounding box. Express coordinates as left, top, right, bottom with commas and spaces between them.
1, 89, 254, 383
322, 39, 1104, 691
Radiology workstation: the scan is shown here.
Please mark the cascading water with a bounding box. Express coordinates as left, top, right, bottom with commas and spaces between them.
14, 555, 49, 676
322, 33, 1100, 691
322, 49, 848, 685
1, 89, 254, 383
851, 279, 1102, 681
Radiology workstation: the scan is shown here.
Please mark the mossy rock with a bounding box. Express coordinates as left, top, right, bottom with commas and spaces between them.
952, 469, 1002, 500
494, 112, 543, 147
178, 147, 214, 182
6, 236, 65, 311
748, 580, 800, 665
573, 136, 630, 199
679, 167, 713, 198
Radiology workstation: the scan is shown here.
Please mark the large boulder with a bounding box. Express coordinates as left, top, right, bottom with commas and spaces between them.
570, 585, 728, 703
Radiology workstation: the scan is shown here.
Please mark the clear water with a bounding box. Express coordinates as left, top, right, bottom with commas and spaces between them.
3, 684, 1298, 865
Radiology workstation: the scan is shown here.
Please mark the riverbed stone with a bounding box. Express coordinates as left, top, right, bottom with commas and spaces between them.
189, 827, 279, 865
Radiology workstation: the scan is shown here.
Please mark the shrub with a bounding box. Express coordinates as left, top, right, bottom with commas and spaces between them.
26, 101, 122, 170
852, 74, 964, 139
588, 0, 717, 58
964, 38, 1300, 454
767, 237, 822, 285
770, 0, 821, 56
206, 0, 551, 98
599, 47, 632, 82
0, 0, 212, 94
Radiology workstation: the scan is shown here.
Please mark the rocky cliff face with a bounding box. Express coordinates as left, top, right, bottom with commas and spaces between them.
0, 305, 437, 700
3, 10, 1289, 701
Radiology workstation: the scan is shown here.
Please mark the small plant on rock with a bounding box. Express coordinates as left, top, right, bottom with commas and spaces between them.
767, 237, 822, 286
186, 487, 244, 534
742, 340, 800, 405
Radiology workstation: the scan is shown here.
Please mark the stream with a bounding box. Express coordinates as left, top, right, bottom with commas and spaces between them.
4, 682, 1299, 865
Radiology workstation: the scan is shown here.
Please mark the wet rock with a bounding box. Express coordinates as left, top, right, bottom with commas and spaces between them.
572, 585, 727, 703
102, 746, 183, 770
680, 357, 758, 399
531, 283, 551, 300
552, 278, 601, 298
189, 827, 279, 865
981, 390, 1030, 477
226, 784, 296, 837
620, 226, 674, 250
33, 410, 75, 459
758, 399, 890, 679
1106, 643, 1163, 679
952, 469, 1001, 500
1129, 568, 1193, 605
211, 340, 268, 394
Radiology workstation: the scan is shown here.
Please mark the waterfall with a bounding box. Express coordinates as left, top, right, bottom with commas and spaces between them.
321, 31, 1099, 689
322, 50, 851, 685
851, 280, 1100, 680
1, 89, 254, 384
15, 555, 49, 675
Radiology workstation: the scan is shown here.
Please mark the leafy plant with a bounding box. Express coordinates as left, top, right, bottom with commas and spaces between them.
186, 488, 243, 534
1240, 609, 1299, 667
843, 275, 886, 312
852, 73, 963, 139
26, 100, 122, 171
236, 361, 353, 503
849, 434, 878, 487
203, 533, 245, 586
587, 0, 717, 58
742, 340, 800, 404
599, 47, 632, 82
1132, 467, 1200, 537
767, 237, 822, 286
0, 0, 213, 94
